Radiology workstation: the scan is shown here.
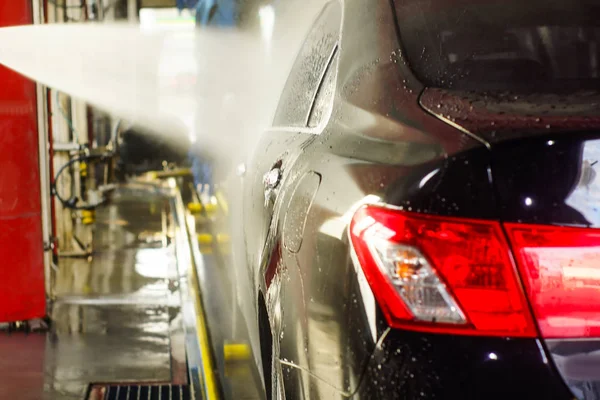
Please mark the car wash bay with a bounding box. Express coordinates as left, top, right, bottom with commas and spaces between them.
0, 183, 191, 400
0, 179, 263, 400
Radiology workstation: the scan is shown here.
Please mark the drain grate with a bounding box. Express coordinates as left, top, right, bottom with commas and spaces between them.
89, 384, 191, 400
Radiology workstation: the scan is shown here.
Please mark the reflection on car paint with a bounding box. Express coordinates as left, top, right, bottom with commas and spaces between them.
566, 140, 600, 226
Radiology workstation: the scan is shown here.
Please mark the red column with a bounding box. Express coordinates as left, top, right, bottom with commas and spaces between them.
0, 1, 46, 321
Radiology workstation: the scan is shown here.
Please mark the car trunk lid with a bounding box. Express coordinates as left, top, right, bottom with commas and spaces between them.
420, 88, 600, 145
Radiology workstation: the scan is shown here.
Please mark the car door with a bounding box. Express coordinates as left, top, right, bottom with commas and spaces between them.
245, 2, 345, 398
234, 0, 343, 390
239, 1, 342, 299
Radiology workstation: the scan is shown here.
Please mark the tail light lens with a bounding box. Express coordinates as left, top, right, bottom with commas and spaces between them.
349, 206, 537, 337
505, 224, 600, 338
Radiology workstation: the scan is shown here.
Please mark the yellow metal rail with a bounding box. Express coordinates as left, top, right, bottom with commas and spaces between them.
189, 265, 220, 400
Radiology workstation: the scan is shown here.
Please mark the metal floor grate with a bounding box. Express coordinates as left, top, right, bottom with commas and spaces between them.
89, 384, 192, 400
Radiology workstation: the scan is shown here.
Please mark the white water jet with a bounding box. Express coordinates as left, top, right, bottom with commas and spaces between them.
0, 0, 325, 169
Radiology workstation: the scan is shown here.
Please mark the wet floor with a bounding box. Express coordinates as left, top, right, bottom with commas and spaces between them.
188, 192, 263, 400
0, 181, 265, 400
0, 184, 188, 400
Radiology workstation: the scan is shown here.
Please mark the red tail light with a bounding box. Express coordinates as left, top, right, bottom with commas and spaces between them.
505, 224, 600, 338
349, 205, 537, 337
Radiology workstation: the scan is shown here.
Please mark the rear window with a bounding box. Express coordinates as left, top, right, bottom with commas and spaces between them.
394, 0, 600, 91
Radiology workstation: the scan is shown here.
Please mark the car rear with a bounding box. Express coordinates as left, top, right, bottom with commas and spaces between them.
346, 162, 570, 398
345, 0, 600, 398
348, 136, 600, 399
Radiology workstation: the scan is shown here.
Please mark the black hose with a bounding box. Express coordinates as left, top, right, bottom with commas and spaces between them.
52, 153, 111, 211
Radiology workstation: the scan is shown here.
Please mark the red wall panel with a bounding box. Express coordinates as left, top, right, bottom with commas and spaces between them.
0, 1, 46, 321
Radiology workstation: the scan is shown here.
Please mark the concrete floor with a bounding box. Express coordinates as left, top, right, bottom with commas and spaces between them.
0, 184, 189, 400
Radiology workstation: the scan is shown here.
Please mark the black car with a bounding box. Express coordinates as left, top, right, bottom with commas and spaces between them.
230, 0, 600, 398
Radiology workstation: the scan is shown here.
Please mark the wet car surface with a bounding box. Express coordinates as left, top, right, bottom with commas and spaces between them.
224, 0, 600, 399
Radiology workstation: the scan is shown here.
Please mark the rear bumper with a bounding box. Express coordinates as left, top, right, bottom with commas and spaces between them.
355, 329, 574, 400
548, 339, 600, 400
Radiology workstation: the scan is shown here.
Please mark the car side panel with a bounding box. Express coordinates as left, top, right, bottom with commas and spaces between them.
268, 0, 491, 396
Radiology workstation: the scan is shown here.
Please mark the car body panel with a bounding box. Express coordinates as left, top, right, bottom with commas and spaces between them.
357, 328, 573, 400
421, 88, 600, 145
491, 134, 600, 228
548, 339, 600, 400
240, 0, 487, 396
236, 0, 600, 398
490, 134, 600, 399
